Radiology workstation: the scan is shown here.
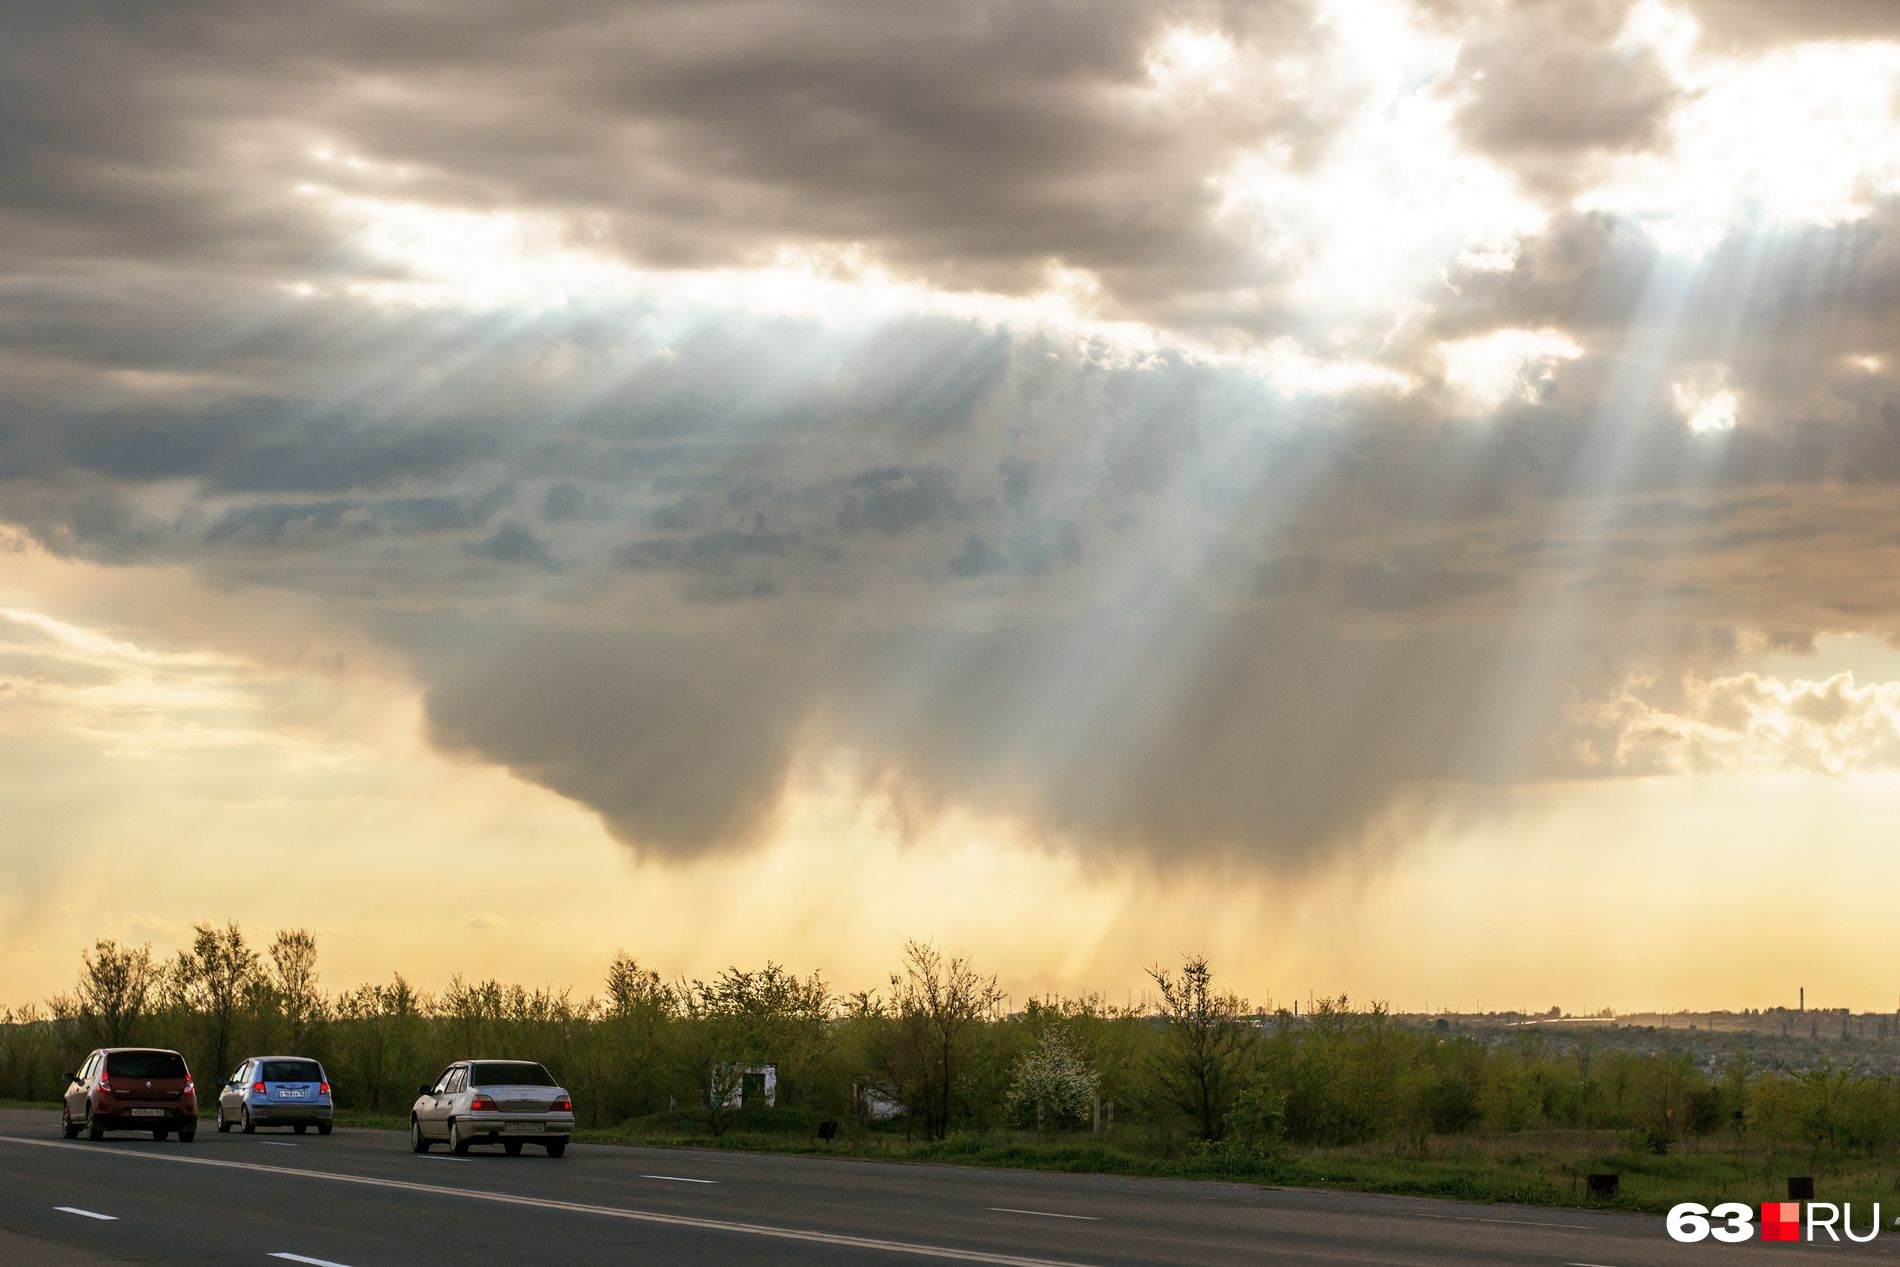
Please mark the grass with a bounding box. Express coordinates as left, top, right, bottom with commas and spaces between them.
559, 1118, 1900, 1216
14, 1095, 1894, 1217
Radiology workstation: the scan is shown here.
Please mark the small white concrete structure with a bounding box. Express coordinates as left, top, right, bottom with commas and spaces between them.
714, 1062, 777, 1109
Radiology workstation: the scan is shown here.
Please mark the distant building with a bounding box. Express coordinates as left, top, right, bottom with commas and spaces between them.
712, 1063, 776, 1109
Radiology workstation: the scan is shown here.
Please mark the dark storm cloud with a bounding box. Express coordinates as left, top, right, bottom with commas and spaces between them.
462, 521, 557, 569
1447, 3, 1680, 196
1678, 0, 1900, 48
6, 0, 1900, 867
0, 0, 1343, 331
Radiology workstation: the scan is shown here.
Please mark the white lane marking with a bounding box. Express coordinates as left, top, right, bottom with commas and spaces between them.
54, 1206, 117, 1221
261, 1142, 298, 1148
0, 1136, 1093, 1267
1565, 1262, 1624, 1266
271, 1255, 355, 1267
642, 1174, 717, 1184
986, 1208, 1099, 1222
420, 1154, 469, 1162
1456, 1216, 1590, 1230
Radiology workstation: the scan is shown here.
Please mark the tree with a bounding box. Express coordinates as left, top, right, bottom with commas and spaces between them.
878, 941, 1004, 1140
330, 974, 424, 1113
601, 953, 677, 1122
169, 921, 260, 1079
268, 929, 324, 1048
1008, 1027, 1098, 1131
51, 939, 161, 1049
1147, 954, 1254, 1141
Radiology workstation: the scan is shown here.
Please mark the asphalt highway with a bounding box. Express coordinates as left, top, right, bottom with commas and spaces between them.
0, 1108, 1890, 1264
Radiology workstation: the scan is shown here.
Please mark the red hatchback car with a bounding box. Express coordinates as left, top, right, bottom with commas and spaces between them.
62, 1048, 198, 1142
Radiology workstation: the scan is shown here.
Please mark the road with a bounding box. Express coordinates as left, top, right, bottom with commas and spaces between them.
0, 1108, 1889, 1264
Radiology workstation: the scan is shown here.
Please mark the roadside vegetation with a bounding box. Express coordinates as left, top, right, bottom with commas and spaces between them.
5, 924, 1899, 1215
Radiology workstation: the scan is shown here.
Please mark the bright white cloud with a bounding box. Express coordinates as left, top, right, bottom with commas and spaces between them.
1215, 0, 1546, 321
1671, 363, 1740, 433
1439, 327, 1583, 408
1583, 3, 1900, 254
1145, 27, 1237, 94
1570, 670, 1900, 775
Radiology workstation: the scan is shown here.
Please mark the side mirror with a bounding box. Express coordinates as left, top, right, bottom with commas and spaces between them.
67, 1072, 80, 1083
418, 1084, 433, 1095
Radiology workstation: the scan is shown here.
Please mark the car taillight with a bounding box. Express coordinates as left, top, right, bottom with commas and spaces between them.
470, 1093, 497, 1112
96, 1074, 111, 1094
182, 1077, 194, 1094
319, 1081, 330, 1095
253, 1081, 267, 1093
553, 1096, 571, 1111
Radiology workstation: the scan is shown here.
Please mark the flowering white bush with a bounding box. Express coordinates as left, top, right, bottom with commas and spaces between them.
1009, 1028, 1099, 1130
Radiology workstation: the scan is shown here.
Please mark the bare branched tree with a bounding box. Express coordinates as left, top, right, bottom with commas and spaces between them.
1147, 954, 1253, 1141
881, 941, 1004, 1140
51, 939, 161, 1048
169, 921, 259, 1079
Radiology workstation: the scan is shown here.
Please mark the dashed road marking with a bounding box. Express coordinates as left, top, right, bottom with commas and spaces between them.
2, 1136, 1094, 1266
54, 1206, 116, 1221
642, 1174, 717, 1184
987, 1208, 1100, 1222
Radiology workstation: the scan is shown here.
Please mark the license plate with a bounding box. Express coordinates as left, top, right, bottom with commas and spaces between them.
277, 1089, 306, 1099
129, 1108, 165, 1117
505, 1121, 541, 1132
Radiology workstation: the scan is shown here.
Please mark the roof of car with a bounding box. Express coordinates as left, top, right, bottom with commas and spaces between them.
243, 1055, 326, 1062
97, 1046, 183, 1054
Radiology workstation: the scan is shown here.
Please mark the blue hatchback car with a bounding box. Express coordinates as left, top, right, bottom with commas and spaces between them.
216, 1055, 333, 1135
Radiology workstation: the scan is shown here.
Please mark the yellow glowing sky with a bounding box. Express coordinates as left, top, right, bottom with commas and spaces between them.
8, 536, 1900, 1014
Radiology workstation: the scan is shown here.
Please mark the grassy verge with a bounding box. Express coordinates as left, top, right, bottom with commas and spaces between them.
563, 1117, 1900, 1217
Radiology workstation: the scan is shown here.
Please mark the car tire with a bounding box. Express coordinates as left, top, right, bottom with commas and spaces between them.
294, 1123, 308, 1135
61, 1110, 80, 1140
152, 1127, 168, 1141
503, 1139, 523, 1156
242, 1107, 256, 1135
448, 1119, 470, 1156
86, 1112, 105, 1142
317, 1122, 332, 1136
545, 1139, 567, 1158
410, 1118, 432, 1153
216, 1108, 231, 1133
178, 1126, 195, 1144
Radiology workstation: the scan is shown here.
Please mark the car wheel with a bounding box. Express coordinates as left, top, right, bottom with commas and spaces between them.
294, 1123, 308, 1135
152, 1127, 168, 1141
178, 1126, 195, 1144
448, 1119, 471, 1156
545, 1139, 567, 1158
503, 1139, 523, 1156
317, 1121, 332, 1136
216, 1107, 231, 1133
242, 1107, 256, 1135
86, 1110, 105, 1141
410, 1118, 432, 1153
61, 1110, 80, 1140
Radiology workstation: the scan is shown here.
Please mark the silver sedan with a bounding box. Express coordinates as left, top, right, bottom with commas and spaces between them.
409, 1059, 575, 1157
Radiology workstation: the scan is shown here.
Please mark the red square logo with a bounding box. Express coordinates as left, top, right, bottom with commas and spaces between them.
1760, 1202, 1801, 1242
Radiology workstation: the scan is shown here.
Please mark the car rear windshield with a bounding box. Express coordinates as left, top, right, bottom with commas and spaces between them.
261, 1060, 323, 1083
106, 1050, 186, 1079
470, 1061, 556, 1087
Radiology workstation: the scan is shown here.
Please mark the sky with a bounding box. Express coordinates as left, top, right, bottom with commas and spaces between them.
6, 0, 1900, 1013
